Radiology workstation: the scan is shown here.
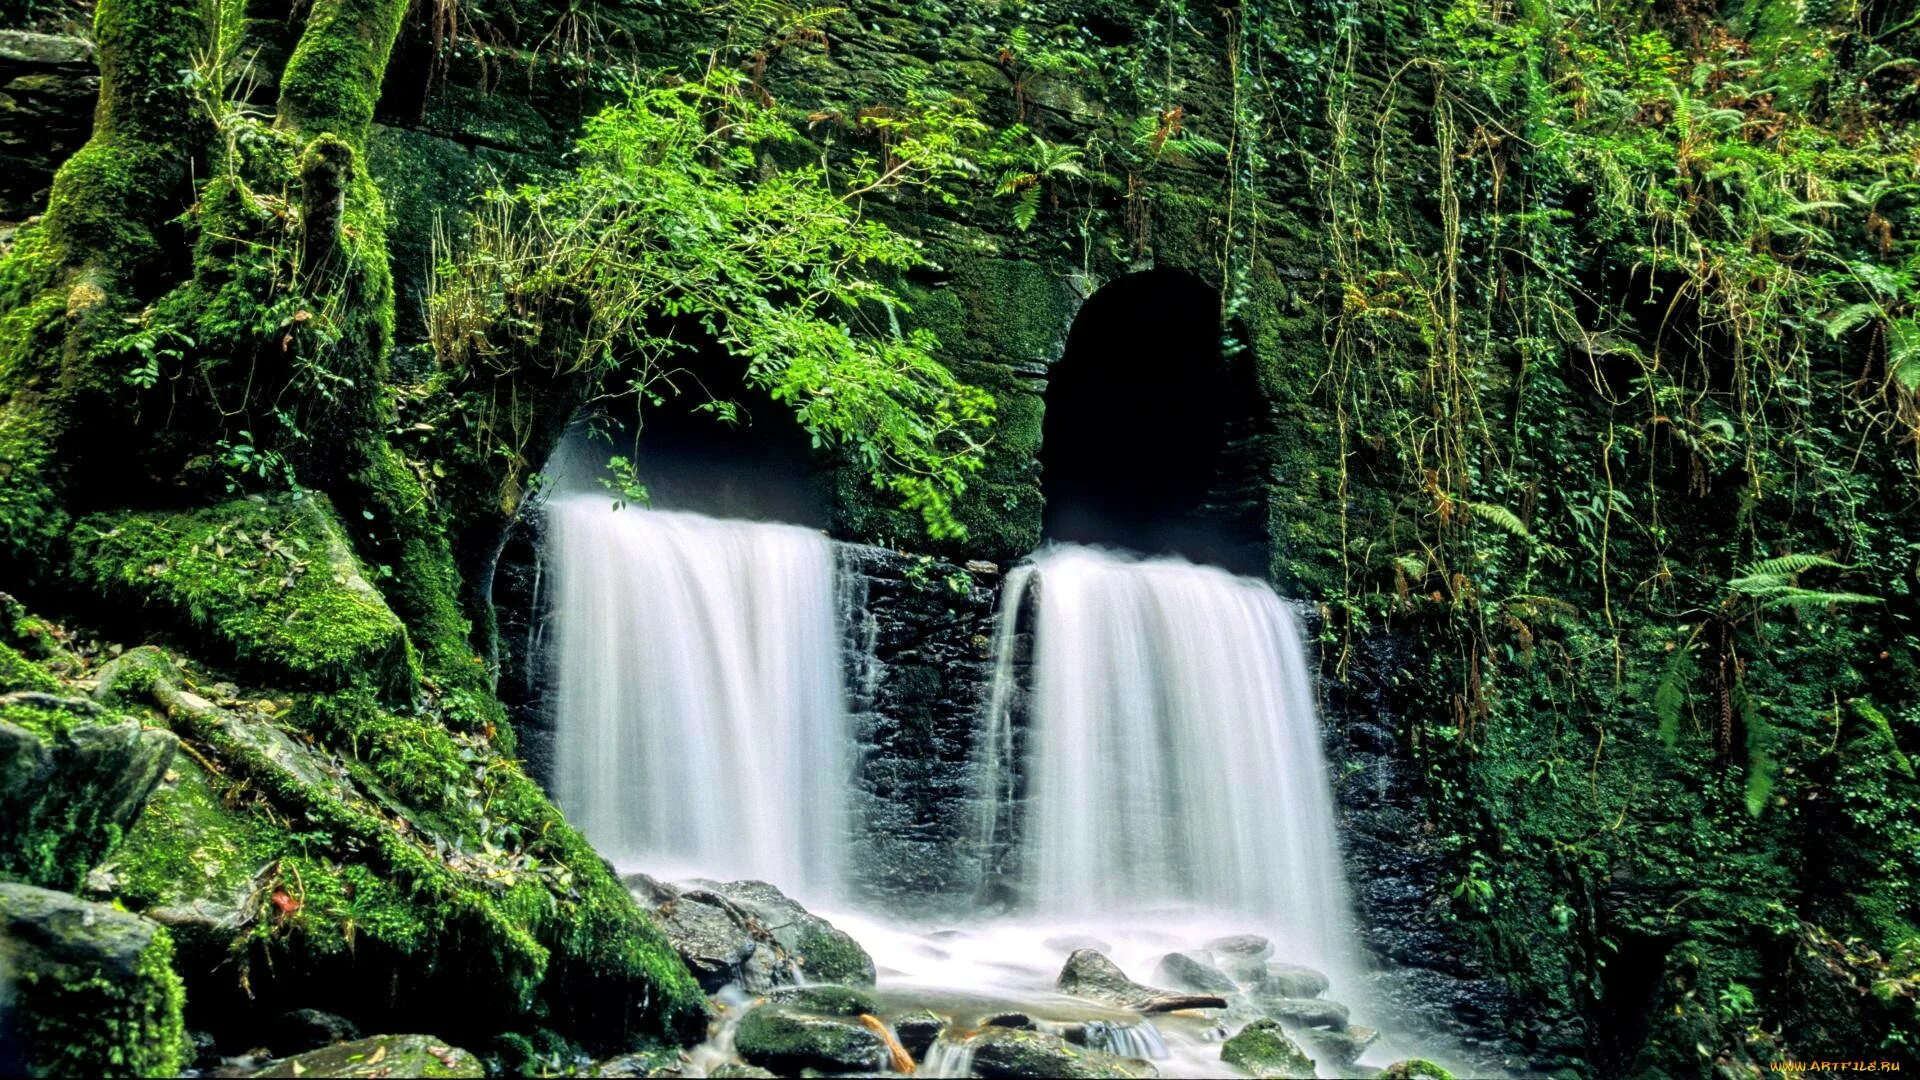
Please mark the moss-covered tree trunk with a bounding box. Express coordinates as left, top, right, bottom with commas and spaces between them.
0, 0, 706, 1065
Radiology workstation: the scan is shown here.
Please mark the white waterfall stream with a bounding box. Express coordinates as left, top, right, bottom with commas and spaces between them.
978, 543, 1361, 987
546, 495, 850, 897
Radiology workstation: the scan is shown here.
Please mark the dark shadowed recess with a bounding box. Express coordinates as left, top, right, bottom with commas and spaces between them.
1039, 270, 1267, 575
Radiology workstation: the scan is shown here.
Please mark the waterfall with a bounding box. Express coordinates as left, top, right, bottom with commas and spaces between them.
547, 494, 850, 897
981, 544, 1358, 981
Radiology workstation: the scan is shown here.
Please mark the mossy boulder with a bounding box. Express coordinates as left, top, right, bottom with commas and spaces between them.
246, 1033, 482, 1077
967, 1026, 1154, 1078
69, 497, 417, 699
733, 1005, 887, 1074
763, 983, 880, 1017
0, 695, 175, 891
0, 882, 188, 1077
1375, 1060, 1456, 1080
1220, 1018, 1316, 1079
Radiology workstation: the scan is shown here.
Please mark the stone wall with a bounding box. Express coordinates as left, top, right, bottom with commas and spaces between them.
838, 544, 1003, 910
0, 31, 95, 221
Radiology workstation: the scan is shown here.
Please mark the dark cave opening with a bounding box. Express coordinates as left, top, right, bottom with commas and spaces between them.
548, 345, 832, 530
1039, 270, 1266, 574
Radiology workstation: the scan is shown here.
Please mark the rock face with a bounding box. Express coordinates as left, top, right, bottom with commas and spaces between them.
627, 875, 874, 991
0, 883, 189, 1077
0, 32, 96, 218
968, 1026, 1156, 1079
733, 1005, 888, 1075
245, 1034, 482, 1077
0, 702, 175, 891
1221, 1018, 1318, 1079
837, 545, 1001, 909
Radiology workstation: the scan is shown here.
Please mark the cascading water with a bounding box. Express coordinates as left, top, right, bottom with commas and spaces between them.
546, 494, 850, 896
978, 543, 1360, 985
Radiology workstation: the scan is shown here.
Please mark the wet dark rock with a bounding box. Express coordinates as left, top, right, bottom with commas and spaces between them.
733, 1005, 888, 1075
892, 1009, 947, 1059
1152, 951, 1239, 995
245, 1034, 481, 1077
838, 545, 1001, 910
981, 1010, 1036, 1029
968, 1026, 1156, 1079
1254, 964, 1330, 999
594, 1047, 683, 1077
763, 983, 880, 1017
267, 1009, 362, 1056
1220, 1018, 1316, 1079
0, 32, 96, 217
1258, 996, 1350, 1030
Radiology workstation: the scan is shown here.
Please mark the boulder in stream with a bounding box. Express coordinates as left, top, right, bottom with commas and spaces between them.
1255, 963, 1331, 999
969, 1026, 1157, 1078
1153, 951, 1240, 995
1259, 996, 1351, 1030
763, 983, 879, 1017
1057, 948, 1228, 1012
244, 1033, 482, 1077
1205, 934, 1276, 982
1221, 1018, 1317, 1079
733, 1005, 888, 1074
626, 875, 875, 992
892, 1008, 948, 1059
1306, 1024, 1380, 1069
1375, 1060, 1457, 1080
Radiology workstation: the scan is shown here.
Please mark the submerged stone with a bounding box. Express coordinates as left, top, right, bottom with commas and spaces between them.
1305, 1024, 1379, 1069
968, 1026, 1157, 1079
1153, 951, 1240, 995
1259, 996, 1350, 1030
1221, 1018, 1317, 1079
891, 1008, 948, 1059
1255, 964, 1331, 999
733, 1005, 888, 1074
763, 983, 880, 1017
244, 1034, 482, 1077
1376, 1060, 1457, 1080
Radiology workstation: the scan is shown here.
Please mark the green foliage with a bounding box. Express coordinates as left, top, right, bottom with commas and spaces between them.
429, 67, 995, 538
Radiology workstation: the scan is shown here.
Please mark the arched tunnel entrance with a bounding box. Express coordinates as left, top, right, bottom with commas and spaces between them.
1040, 270, 1268, 574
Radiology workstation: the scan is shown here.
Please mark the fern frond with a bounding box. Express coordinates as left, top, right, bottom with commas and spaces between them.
1467, 501, 1530, 538
1654, 641, 1697, 747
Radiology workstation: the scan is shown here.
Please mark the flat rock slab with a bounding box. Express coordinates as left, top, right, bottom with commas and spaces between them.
245, 1034, 481, 1077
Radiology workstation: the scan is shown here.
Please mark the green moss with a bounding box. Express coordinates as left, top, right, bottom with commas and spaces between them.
276, 0, 410, 150
68, 496, 418, 698
1375, 1061, 1457, 1080
1220, 1018, 1316, 1079
0, 641, 60, 693
0, 885, 189, 1078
